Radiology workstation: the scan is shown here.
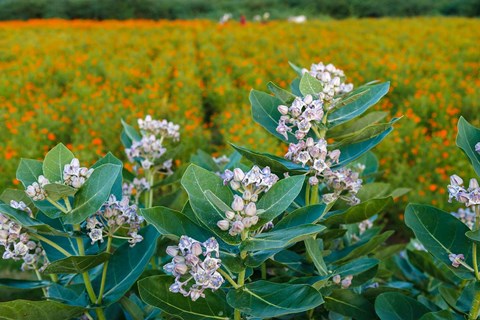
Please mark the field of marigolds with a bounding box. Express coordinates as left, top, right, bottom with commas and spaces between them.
0, 17, 479, 210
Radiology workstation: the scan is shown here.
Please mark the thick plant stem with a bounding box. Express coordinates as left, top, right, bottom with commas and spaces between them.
96, 236, 113, 305
46, 197, 68, 214
234, 268, 246, 320
310, 185, 319, 205
34, 267, 47, 296
73, 224, 103, 318
30, 233, 72, 257
63, 196, 72, 212
218, 269, 239, 289
305, 183, 311, 206
470, 206, 480, 320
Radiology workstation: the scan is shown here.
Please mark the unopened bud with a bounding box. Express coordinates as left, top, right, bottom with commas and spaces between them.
233, 168, 245, 182
232, 195, 245, 211
174, 263, 188, 275
277, 105, 289, 115
469, 178, 479, 190
450, 175, 463, 186
225, 210, 235, 220
191, 242, 203, 256
244, 202, 257, 216
217, 220, 230, 231
303, 94, 313, 104
166, 246, 179, 257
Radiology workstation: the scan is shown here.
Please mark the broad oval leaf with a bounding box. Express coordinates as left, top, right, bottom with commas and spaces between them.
180, 164, 238, 245
94, 225, 159, 305
16, 158, 43, 188
250, 89, 297, 143
456, 116, 480, 176
63, 163, 122, 225
274, 204, 326, 230
328, 82, 390, 128
267, 81, 296, 104
141, 206, 211, 242
375, 292, 430, 320
305, 238, 328, 276
138, 275, 231, 320
254, 175, 305, 228
226, 280, 324, 318
42, 143, 75, 183
231, 144, 305, 175
324, 289, 375, 320
43, 184, 77, 201
299, 72, 323, 96
92, 152, 124, 199
323, 197, 393, 225
405, 204, 474, 279
0, 300, 84, 320
43, 252, 110, 274
240, 224, 325, 252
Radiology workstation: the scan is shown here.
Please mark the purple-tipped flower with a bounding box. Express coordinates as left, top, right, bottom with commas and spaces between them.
449, 253, 465, 268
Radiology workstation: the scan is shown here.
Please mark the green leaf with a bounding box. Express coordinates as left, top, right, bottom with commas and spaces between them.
356, 183, 390, 201
466, 229, 480, 243
332, 118, 401, 147
0, 203, 66, 236
141, 206, 210, 242
456, 117, 480, 176
0, 300, 84, 320
325, 289, 375, 320
299, 72, 323, 96
328, 111, 388, 139
333, 127, 394, 169
43, 252, 110, 274
405, 204, 474, 279
275, 204, 326, 230
138, 275, 231, 320
226, 280, 324, 318
327, 231, 393, 265
63, 163, 122, 225
305, 238, 328, 276
328, 82, 390, 128
43, 184, 77, 201
231, 144, 305, 175
42, 143, 75, 183
0, 279, 51, 289
375, 292, 430, 320
119, 296, 146, 320
240, 224, 325, 252
250, 89, 297, 142
255, 175, 305, 228
288, 61, 304, 76
92, 152, 124, 199
323, 197, 393, 225
419, 310, 460, 320
94, 226, 159, 305
267, 81, 296, 104
181, 164, 238, 245
406, 250, 456, 285
121, 119, 142, 142
204, 190, 232, 213
16, 159, 43, 188
0, 189, 34, 212
334, 258, 379, 278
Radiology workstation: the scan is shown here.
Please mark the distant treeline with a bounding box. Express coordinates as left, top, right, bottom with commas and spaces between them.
0, 0, 478, 20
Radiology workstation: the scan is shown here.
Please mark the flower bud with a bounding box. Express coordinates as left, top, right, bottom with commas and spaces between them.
225, 210, 235, 220
191, 242, 203, 256
332, 275, 341, 284
305, 137, 315, 147
277, 105, 289, 115
233, 168, 245, 182
242, 189, 252, 201
230, 220, 244, 235
230, 180, 241, 190
244, 202, 257, 216
309, 176, 319, 186
242, 217, 254, 228
341, 275, 353, 289
174, 263, 188, 275
217, 220, 230, 231
450, 174, 463, 186
303, 94, 313, 104
250, 193, 259, 202
469, 178, 479, 190
231, 195, 244, 212
173, 255, 185, 264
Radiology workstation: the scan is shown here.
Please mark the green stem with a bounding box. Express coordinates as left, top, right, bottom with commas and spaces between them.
218, 269, 239, 289
30, 233, 72, 257
63, 196, 72, 212
73, 225, 99, 306
261, 263, 267, 280
310, 185, 319, 205
49, 274, 58, 283
96, 236, 112, 305
150, 256, 158, 269
305, 182, 311, 206
34, 267, 47, 297
46, 197, 68, 214
469, 206, 480, 320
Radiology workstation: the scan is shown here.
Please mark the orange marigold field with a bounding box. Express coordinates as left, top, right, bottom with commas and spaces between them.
0, 18, 478, 207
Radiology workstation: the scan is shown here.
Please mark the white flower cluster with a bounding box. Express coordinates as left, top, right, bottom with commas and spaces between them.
125, 115, 179, 171
25, 158, 93, 201
449, 253, 465, 268
164, 236, 224, 301
285, 137, 362, 205
63, 158, 94, 189
302, 62, 354, 103
332, 274, 353, 289
276, 94, 324, 140
451, 207, 475, 229
122, 177, 150, 202
0, 201, 48, 271
25, 175, 49, 201
86, 195, 144, 247
448, 175, 480, 207
219, 166, 278, 235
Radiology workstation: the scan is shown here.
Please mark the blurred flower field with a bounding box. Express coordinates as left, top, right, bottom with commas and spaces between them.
0, 18, 478, 208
